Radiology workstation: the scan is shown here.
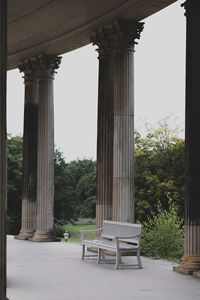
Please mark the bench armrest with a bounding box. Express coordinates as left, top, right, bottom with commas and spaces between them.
80, 228, 102, 240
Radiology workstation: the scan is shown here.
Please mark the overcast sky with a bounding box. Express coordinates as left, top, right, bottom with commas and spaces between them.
7, 0, 186, 162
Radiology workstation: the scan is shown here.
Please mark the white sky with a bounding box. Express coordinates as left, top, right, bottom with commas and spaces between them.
7, 0, 186, 162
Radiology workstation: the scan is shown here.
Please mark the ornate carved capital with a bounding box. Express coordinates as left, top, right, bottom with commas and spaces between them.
18, 54, 62, 81
91, 19, 144, 56
18, 58, 39, 85
35, 54, 62, 77
181, 0, 200, 17
18, 58, 36, 76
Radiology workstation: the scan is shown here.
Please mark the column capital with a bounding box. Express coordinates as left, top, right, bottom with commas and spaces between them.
18, 57, 39, 84
91, 19, 144, 56
18, 54, 62, 81
181, 0, 200, 17
35, 53, 62, 78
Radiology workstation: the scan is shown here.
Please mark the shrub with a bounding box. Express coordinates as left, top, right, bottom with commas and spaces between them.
54, 224, 67, 238
141, 197, 184, 261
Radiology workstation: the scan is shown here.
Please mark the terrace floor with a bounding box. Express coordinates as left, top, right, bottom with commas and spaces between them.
7, 235, 200, 300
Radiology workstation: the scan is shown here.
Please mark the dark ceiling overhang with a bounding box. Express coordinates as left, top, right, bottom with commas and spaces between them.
8, 0, 177, 70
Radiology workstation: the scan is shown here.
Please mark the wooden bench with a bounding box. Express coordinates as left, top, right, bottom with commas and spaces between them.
80, 220, 142, 269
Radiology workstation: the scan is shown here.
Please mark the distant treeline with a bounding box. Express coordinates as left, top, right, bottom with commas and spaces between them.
7, 123, 184, 234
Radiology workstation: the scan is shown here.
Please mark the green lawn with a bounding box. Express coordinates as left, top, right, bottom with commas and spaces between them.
62, 224, 96, 243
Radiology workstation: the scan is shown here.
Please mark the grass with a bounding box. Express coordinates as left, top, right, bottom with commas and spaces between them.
60, 224, 96, 243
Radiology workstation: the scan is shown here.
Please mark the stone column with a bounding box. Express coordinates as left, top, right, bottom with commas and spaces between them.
92, 20, 144, 227
174, 0, 200, 275
112, 20, 143, 223
0, 0, 8, 298
16, 58, 39, 240
91, 31, 114, 229
31, 54, 61, 242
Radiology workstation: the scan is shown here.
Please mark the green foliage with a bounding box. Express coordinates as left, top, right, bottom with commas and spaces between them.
134, 122, 185, 222
76, 172, 96, 218
7, 135, 23, 234
7, 120, 185, 258
54, 150, 78, 223
54, 223, 96, 243
54, 224, 67, 238
66, 224, 96, 243
7, 136, 97, 233
54, 156, 96, 223
141, 198, 184, 261
74, 218, 96, 225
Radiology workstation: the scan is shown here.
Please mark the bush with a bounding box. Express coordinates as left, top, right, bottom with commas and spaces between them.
54, 224, 67, 238
141, 197, 184, 261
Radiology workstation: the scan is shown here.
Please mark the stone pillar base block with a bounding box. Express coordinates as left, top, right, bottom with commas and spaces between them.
14, 230, 35, 240
15, 235, 29, 241
29, 230, 60, 242
173, 256, 200, 275
173, 265, 194, 275
193, 271, 200, 279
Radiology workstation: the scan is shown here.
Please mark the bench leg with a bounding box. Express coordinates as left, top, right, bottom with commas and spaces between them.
97, 248, 101, 264
101, 249, 105, 260
82, 244, 85, 260
137, 250, 142, 269
115, 251, 121, 270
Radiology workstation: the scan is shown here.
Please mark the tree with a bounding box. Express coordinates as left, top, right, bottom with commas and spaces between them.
134, 123, 185, 222
7, 122, 184, 233
7, 137, 97, 233
7, 135, 23, 234
54, 156, 96, 223
76, 171, 96, 218
54, 149, 77, 222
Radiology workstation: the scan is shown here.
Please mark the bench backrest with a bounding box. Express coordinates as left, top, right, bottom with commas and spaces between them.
101, 220, 142, 245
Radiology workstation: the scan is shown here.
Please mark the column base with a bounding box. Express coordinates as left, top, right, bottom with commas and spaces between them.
29, 230, 60, 242
173, 256, 200, 275
193, 271, 200, 279
14, 229, 35, 240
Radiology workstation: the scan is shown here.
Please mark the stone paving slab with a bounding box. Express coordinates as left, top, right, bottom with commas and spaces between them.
7, 235, 200, 300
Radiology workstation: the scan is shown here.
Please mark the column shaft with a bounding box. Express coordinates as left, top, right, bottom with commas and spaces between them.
92, 20, 144, 226
31, 54, 61, 242
174, 0, 200, 275
16, 65, 39, 240
112, 49, 134, 222
0, 0, 7, 298
96, 52, 114, 228
36, 75, 54, 236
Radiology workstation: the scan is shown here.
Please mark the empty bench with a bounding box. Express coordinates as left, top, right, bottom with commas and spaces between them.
80, 220, 142, 269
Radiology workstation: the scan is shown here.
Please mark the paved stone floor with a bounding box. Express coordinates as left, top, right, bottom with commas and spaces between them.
7, 235, 200, 300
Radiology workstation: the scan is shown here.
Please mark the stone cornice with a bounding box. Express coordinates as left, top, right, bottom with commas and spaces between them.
91, 19, 144, 55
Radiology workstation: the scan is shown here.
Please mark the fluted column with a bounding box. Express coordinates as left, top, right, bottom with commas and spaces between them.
31, 54, 61, 242
174, 0, 200, 275
112, 50, 134, 222
16, 59, 39, 240
92, 32, 114, 229
112, 21, 144, 223
0, 0, 7, 299
92, 20, 144, 226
